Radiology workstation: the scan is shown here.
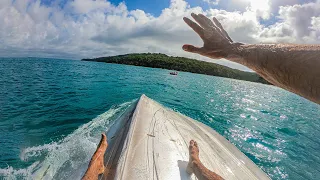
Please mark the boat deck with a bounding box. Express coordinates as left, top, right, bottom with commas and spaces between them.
103, 95, 270, 180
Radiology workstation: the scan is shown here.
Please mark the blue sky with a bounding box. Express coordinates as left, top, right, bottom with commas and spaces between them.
0, 0, 319, 70
39, 0, 213, 16
109, 0, 171, 16
41, 0, 315, 17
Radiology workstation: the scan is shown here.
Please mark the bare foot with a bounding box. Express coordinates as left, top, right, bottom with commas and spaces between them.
91, 133, 108, 174
186, 139, 225, 180
82, 133, 108, 180
187, 140, 200, 174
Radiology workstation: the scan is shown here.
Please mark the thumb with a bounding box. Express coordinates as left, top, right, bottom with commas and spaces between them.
182, 44, 202, 53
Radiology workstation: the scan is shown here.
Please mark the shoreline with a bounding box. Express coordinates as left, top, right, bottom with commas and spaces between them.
83, 53, 271, 85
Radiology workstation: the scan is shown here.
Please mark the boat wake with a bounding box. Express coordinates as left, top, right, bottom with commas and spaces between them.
0, 101, 134, 180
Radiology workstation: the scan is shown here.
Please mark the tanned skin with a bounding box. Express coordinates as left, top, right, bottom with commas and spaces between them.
187, 140, 224, 180
82, 133, 108, 180
83, 13, 320, 180
83, 135, 224, 180
183, 13, 320, 104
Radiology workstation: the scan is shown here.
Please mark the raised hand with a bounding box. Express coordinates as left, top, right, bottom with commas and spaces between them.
183, 13, 242, 59
183, 14, 320, 105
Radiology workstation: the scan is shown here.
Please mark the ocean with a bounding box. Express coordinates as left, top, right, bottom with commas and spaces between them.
0, 58, 319, 179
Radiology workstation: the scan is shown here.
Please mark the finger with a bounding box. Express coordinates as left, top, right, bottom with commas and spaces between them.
212, 17, 233, 42
212, 17, 223, 30
212, 17, 232, 41
182, 45, 203, 54
191, 13, 210, 29
198, 14, 215, 28
183, 17, 204, 39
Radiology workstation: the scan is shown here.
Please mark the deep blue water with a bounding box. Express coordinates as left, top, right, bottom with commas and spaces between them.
0, 58, 320, 179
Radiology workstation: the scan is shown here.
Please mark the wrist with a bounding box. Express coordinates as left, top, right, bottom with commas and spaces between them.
225, 43, 248, 64
227, 43, 268, 70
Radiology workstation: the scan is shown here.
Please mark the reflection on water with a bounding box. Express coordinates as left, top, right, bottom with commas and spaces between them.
0, 58, 320, 179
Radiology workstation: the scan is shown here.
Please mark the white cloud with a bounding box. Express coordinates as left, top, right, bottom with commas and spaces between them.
269, 0, 300, 14
250, 0, 271, 20
68, 0, 111, 14
0, 0, 319, 71
259, 2, 320, 43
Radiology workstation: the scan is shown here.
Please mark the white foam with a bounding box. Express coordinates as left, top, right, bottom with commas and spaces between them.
0, 101, 133, 180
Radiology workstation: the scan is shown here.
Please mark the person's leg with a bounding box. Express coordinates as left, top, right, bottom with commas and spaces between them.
82, 133, 108, 180
187, 140, 224, 180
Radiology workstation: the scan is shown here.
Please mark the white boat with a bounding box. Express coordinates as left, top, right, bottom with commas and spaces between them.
102, 95, 270, 180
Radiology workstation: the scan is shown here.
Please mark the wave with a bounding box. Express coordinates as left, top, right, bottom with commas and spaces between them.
0, 101, 134, 180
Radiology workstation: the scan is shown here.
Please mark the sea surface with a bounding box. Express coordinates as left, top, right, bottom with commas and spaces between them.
0, 58, 319, 180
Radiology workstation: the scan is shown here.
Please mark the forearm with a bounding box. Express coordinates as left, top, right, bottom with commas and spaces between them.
230, 44, 320, 104
182, 13, 320, 104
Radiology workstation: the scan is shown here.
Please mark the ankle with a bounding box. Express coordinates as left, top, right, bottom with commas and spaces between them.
191, 155, 200, 162
192, 159, 201, 167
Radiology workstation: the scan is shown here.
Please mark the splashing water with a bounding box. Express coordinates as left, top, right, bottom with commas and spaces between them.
0, 101, 134, 180
1, 58, 320, 180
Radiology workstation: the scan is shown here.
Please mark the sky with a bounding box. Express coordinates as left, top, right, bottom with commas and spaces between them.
0, 0, 319, 70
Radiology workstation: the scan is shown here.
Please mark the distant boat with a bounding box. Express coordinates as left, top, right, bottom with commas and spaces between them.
170, 71, 178, 75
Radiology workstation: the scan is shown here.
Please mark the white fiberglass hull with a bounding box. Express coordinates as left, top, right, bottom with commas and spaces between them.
103, 95, 270, 180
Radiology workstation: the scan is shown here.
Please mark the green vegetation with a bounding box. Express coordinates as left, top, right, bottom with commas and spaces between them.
83, 53, 270, 85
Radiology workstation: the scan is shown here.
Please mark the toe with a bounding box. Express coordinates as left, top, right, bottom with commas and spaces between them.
190, 140, 195, 146
194, 141, 198, 148
95, 133, 108, 154
101, 133, 107, 142
189, 140, 195, 151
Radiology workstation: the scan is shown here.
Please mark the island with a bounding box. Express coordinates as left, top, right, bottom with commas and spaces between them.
83, 53, 270, 85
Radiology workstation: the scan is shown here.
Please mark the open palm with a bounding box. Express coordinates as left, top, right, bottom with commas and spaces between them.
183, 13, 239, 59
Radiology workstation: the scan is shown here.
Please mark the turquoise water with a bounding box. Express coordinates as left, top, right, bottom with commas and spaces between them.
0, 58, 320, 179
